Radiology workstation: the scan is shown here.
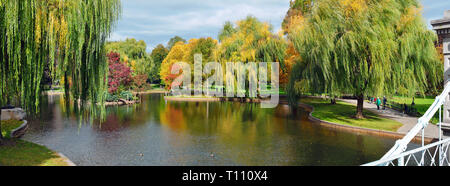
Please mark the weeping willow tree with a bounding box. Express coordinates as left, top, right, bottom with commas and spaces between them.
287, 0, 441, 118
0, 0, 121, 141
215, 16, 287, 93
216, 16, 286, 65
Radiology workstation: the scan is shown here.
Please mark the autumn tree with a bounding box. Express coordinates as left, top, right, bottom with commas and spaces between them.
132, 74, 148, 92
107, 52, 132, 94
281, 0, 315, 85
160, 43, 186, 88
287, 0, 441, 118
282, 0, 314, 34
106, 38, 153, 81
159, 37, 217, 88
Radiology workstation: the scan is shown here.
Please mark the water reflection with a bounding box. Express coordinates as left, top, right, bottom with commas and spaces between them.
23, 94, 397, 165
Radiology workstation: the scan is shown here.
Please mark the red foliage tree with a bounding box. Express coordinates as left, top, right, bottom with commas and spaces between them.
164, 63, 183, 90
107, 52, 121, 65
132, 74, 148, 92
107, 52, 132, 94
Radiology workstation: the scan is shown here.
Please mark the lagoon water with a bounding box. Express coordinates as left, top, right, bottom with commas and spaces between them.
23, 94, 398, 165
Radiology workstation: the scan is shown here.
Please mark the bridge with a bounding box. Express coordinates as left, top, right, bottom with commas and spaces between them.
363, 83, 450, 166
363, 11, 450, 166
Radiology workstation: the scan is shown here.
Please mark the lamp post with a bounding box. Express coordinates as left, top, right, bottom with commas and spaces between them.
432, 10, 450, 131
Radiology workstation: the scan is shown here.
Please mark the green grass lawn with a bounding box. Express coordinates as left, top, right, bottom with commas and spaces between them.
390, 96, 438, 123
1, 120, 23, 138
0, 120, 71, 166
390, 96, 434, 113
300, 98, 403, 132
148, 84, 166, 91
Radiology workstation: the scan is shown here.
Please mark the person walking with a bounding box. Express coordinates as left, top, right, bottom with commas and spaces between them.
376, 97, 381, 110
382, 96, 387, 110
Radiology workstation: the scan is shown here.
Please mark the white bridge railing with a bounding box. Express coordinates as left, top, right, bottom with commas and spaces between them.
363, 83, 450, 166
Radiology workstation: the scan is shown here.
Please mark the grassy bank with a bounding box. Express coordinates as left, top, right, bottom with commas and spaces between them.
300, 98, 403, 132
1, 120, 23, 138
390, 96, 434, 115
390, 96, 438, 123
0, 120, 71, 166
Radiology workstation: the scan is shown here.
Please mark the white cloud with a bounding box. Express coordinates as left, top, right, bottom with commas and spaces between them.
110, 0, 291, 50
108, 32, 129, 41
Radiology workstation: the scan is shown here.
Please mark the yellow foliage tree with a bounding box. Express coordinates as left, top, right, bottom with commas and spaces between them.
281, 0, 312, 86
160, 38, 218, 87
160, 42, 188, 87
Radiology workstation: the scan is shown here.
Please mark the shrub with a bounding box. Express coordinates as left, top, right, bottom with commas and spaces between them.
106, 93, 119, 102
132, 74, 148, 92
119, 91, 133, 101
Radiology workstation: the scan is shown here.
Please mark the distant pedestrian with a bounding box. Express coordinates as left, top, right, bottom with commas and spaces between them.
376, 97, 381, 110
404, 103, 408, 114
383, 96, 387, 110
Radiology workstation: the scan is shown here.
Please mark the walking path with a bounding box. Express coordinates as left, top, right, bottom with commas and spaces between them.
339, 99, 444, 139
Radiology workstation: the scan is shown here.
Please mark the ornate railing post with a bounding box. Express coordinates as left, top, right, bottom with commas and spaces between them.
398, 157, 404, 166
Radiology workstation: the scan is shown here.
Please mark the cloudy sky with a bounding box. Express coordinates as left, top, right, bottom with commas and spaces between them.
109, 0, 450, 52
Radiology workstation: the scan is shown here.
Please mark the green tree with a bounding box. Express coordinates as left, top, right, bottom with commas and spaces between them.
186, 37, 217, 63
167, 36, 186, 50
150, 44, 169, 83
218, 21, 236, 42
106, 38, 148, 60
106, 38, 152, 75
287, 0, 441, 118
0, 0, 121, 141
216, 16, 287, 91
216, 16, 286, 65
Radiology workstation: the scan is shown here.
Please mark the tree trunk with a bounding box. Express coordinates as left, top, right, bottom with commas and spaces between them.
355, 94, 364, 119
0, 109, 3, 144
